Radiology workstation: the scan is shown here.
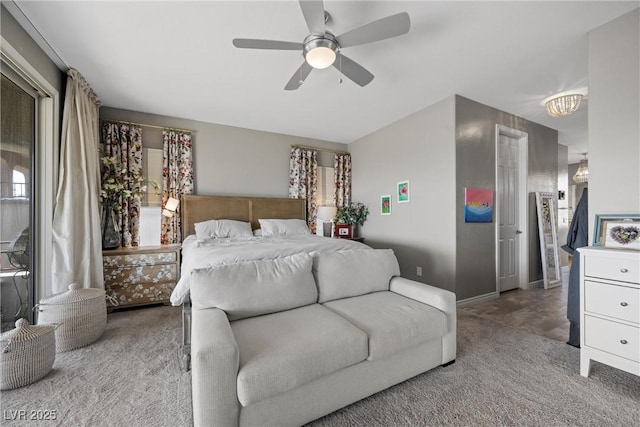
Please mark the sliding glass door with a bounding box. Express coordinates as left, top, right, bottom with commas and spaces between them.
1, 72, 36, 330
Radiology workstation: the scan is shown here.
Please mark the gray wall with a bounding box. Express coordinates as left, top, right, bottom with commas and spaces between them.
349, 97, 457, 292
588, 8, 640, 238
351, 95, 559, 301
1, 5, 64, 92
557, 144, 569, 267
101, 107, 346, 197
454, 96, 558, 300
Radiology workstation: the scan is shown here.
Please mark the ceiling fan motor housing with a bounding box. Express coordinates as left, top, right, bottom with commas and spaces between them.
303, 32, 338, 69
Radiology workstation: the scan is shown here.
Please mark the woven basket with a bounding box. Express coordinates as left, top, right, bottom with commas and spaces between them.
37, 283, 107, 353
1, 318, 56, 390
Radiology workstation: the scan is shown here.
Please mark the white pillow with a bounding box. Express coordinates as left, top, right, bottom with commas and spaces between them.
194, 219, 253, 239
258, 219, 311, 236
312, 249, 400, 303
253, 228, 262, 236
190, 253, 317, 320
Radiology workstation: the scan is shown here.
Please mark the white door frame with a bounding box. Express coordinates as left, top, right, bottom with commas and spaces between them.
495, 124, 528, 293
2, 37, 60, 302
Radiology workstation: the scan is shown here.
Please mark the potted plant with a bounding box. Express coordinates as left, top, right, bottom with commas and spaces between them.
100, 154, 157, 249
335, 202, 369, 238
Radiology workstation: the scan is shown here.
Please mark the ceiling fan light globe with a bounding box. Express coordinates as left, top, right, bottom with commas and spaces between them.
305, 46, 336, 69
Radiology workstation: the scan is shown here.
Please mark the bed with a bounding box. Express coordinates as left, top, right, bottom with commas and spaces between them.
174, 195, 369, 368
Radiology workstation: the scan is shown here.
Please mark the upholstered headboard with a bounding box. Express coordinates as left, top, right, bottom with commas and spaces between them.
181, 195, 306, 237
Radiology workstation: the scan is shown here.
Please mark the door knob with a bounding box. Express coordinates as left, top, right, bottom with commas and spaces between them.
515, 230, 523, 234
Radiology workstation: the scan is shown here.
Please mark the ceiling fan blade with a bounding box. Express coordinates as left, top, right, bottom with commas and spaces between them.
232, 39, 302, 50
336, 12, 410, 48
299, 0, 325, 35
333, 54, 374, 87
285, 62, 314, 90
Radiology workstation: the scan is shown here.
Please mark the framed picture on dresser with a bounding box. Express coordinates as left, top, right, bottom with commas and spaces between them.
593, 214, 640, 249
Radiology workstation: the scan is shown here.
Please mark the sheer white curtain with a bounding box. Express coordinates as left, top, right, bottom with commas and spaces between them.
51, 69, 103, 293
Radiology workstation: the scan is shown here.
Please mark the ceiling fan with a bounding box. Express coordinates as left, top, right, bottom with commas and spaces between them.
232, 0, 410, 90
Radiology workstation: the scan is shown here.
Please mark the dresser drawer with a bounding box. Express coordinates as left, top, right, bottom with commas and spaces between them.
585, 281, 640, 324
104, 264, 178, 287
584, 254, 640, 284
106, 281, 176, 307
103, 251, 177, 268
584, 316, 639, 362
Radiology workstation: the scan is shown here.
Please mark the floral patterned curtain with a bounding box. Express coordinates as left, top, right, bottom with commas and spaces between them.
289, 147, 318, 233
101, 122, 143, 247
334, 153, 352, 208
161, 130, 193, 244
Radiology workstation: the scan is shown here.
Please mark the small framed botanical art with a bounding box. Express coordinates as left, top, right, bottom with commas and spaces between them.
381, 195, 391, 215
397, 181, 410, 203
594, 214, 640, 249
334, 224, 353, 239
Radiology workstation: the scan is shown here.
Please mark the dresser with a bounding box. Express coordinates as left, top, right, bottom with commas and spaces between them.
102, 245, 181, 309
579, 247, 639, 377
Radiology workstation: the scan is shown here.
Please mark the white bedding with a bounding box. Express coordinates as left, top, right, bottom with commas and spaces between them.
170, 234, 369, 305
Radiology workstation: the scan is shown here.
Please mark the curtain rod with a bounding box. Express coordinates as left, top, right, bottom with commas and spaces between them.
100, 119, 192, 134
291, 144, 349, 155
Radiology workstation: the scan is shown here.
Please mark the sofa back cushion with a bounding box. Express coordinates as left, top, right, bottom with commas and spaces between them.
190, 253, 317, 320
312, 249, 400, 303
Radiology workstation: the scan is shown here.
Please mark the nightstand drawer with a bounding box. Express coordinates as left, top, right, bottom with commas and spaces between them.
104, 264, 178, 287
103, 251, 177, 268
585, 281, 640, 324
106, 281, 176, 308
584, 255, 640, 284
584, 316, 639, 362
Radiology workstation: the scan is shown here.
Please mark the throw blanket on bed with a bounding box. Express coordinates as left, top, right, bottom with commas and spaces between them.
170, 235, 369, 305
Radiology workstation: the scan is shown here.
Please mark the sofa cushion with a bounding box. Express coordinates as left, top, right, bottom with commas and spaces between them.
323, 291, 447, 360
312, 249, 400, 303
231, 304, 368, 406
190, 253, 317, 320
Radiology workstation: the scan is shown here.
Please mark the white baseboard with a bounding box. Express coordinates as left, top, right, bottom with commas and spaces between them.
456, 292, 499, 308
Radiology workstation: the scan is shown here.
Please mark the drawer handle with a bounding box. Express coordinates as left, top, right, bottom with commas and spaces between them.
619, 268, 628, 273
620, 339, 628, 345
620, 302, 628, 307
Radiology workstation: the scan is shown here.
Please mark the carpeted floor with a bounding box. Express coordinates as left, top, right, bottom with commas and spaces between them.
1, 305, 638, 426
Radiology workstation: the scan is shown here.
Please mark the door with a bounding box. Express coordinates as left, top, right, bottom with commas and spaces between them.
495, 125, 528, 293
0, 72, 36, 328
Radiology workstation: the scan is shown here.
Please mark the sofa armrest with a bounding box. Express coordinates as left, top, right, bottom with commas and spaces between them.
390, 277, 456, 364
192, 307, 240, 427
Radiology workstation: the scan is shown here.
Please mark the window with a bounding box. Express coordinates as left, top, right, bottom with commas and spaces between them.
316, 166, 335, 207
12, 170, 26, 197
138, 148, 163, 246
1, 39, 59, 328
1, 72, 35, 330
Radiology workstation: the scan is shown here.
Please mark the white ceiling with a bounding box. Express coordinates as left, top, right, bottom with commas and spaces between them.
9, 1, 639, 164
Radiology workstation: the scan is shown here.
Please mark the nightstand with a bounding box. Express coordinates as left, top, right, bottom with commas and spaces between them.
337, 236, 365, 243
102, 245, 181, 309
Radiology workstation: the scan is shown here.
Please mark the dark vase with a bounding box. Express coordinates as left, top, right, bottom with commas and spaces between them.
102, 202, 120, 250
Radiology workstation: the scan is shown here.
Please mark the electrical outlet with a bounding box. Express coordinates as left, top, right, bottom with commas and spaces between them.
416, 266, 422, 277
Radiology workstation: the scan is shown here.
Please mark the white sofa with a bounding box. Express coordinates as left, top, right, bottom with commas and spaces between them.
190, 249, 456, 426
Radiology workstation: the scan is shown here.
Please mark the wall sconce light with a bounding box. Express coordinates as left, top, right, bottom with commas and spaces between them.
162, 197, 179, 218
542, 88, 588, 117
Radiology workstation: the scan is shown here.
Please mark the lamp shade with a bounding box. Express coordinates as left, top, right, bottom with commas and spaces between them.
162, 197, 180, 217
317, 206, 337, 220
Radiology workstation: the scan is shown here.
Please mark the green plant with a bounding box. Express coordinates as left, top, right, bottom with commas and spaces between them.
336, 202, 369, 226
100, 155, 158, 210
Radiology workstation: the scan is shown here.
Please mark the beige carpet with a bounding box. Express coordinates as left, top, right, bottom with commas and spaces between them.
2, 305, 639, 426
1, 306, 192, 427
